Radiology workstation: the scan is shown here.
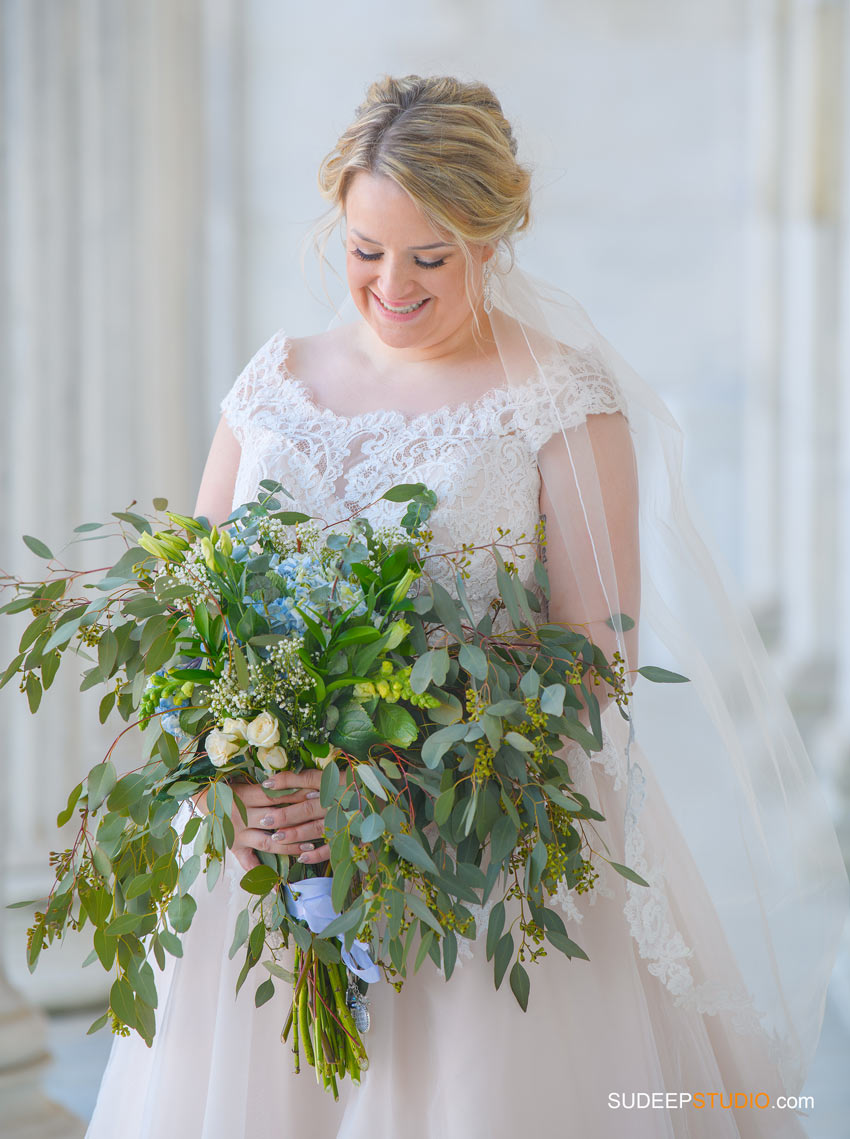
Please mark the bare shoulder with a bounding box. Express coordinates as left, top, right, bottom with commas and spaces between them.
285, 324, 360, 376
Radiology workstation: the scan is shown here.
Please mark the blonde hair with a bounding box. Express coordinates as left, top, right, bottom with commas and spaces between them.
307, 74, 532, 338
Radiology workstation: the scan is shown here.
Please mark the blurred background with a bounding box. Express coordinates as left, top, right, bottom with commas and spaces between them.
1, 0, 849, 1134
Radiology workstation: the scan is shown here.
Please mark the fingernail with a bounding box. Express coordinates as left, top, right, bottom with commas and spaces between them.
299, 842, 315, 851
306, 791, 320, 800
271, 830, 287, 841
259, 815, 274, 827
297, 853, 310, 863
262, 779, 275, 788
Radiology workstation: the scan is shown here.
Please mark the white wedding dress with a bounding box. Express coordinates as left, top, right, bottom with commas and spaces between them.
86, 328, 810, 1138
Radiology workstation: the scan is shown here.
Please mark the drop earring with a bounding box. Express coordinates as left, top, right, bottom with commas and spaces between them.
483, 261, 494, 314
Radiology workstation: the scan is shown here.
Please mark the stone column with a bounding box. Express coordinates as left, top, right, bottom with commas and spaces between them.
741, 0, 784, 637
772, 0, 836, 716
1, 1, 88, 1131
1, 0, 244, 1127
742, 0, 850, 1019
807, 0, 850, 1021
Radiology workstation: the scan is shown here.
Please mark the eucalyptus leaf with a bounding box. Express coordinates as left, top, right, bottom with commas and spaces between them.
110, 977, 136, 1030
637, 665, 689, 684
392, 832, 438, 875
421, 722, 467, 769
23, 534, 53, 560
405, 892, 444, 938
434, 787, 455, 827
493, 931, 514, 989
359, 812, 385, 842
430, 583, 464, 641
239, 865, 280, 895
504, 730, 534, 753
458, 642, 488, 681
509, 960, 530, 1011
609, 861, 651, 888
355, 762, 388, 801
87, 762, 117, 811
546, 930, 589, 960
486, 900, 505, 961
539, 683, 566, 716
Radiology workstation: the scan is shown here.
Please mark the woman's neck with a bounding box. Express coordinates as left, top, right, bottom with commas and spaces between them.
357, 308, 497, 375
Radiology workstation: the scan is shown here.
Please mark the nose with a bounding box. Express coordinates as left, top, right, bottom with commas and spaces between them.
375, 256, 419, 303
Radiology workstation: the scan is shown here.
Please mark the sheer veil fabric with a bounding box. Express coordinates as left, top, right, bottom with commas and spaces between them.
328, 252, 850, 1097
494, 258, 850, 1095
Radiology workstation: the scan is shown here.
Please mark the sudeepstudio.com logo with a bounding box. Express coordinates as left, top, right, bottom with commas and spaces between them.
607, 1091, 814, 1112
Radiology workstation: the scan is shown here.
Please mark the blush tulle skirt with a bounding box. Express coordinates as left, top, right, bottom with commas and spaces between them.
86, 708, 809, 1139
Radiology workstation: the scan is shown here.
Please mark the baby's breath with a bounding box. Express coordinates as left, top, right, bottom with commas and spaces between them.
207, 672, 254, 720
160, 544, 211, 603
255, 516, 324, 558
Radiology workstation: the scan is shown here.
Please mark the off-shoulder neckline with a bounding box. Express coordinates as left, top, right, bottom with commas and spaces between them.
271, 330, 572, 431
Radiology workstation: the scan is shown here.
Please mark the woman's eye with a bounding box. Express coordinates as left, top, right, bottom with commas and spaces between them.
350, 247, 446, 270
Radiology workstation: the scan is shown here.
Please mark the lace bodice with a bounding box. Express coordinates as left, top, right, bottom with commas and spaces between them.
220, 328, 628, 628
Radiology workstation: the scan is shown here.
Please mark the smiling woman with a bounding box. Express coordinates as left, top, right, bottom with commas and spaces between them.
344, 173, 494, 344
84, 72, 848, 1139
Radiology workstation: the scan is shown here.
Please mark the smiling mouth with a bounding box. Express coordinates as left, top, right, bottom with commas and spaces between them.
371, 292, 429, 314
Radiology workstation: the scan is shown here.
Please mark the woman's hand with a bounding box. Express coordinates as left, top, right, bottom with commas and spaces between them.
192, 769, 340, 873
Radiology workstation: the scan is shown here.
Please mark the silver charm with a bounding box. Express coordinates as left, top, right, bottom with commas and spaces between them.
483, 262, 495, 314
346, 970, 371, 1034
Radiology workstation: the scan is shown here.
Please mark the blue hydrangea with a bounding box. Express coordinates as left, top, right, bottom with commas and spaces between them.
244, 550, 366, 633
244, 592, 308, 636
158, 696, 193, 748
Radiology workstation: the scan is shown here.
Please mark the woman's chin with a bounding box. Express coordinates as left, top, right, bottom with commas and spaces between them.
366, 312, 435, 347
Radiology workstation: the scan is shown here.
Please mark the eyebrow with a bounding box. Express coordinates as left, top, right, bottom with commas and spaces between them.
350, 229, 453, 251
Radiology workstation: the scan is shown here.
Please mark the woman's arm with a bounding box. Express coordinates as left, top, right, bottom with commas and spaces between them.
193, 414, 242, 524
538, 409, 641, 725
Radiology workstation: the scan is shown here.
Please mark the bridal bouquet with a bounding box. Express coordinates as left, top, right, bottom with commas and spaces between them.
1, 480, 686, 1098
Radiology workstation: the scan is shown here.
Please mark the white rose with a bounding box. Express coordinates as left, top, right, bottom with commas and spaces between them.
206, 729, 241, 767
246, 711, 280, 748
256, 745, 289, 773
221, 717, 250, 740
315, 744, 342, 770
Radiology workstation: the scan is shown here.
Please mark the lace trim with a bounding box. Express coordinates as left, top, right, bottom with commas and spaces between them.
220, 328, 629, 449
618, 753, 793, 1068
621, 761, 698, 996
543, 729, 784, 1051
622, 782, 800, 1081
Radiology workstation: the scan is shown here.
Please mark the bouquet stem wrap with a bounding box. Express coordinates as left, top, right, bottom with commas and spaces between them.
284, 878, 380, 984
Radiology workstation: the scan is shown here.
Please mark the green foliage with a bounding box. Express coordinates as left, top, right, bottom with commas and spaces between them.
1, 479, 685, 1093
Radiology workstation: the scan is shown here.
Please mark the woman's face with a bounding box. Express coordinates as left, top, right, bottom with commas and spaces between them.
344, 171, 492, 356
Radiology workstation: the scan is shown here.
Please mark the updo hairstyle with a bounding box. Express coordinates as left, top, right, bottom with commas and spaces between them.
310, 74, 532, 331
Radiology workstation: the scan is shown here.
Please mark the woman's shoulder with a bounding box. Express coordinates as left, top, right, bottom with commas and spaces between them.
543, 342, 628, 413
219, 324, 357, 436
219, 327, 289, 438
510, 341, 630, 451
283, 324, 358, 383
231, 326, 289, 391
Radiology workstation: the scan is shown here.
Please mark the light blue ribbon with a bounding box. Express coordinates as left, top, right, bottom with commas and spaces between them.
284, 876, 380, 984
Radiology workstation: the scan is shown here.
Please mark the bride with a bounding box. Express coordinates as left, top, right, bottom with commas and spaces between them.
86, 74, 848, 1138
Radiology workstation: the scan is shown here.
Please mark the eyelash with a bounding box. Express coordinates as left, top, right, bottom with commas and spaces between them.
350, 247, 447, 270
